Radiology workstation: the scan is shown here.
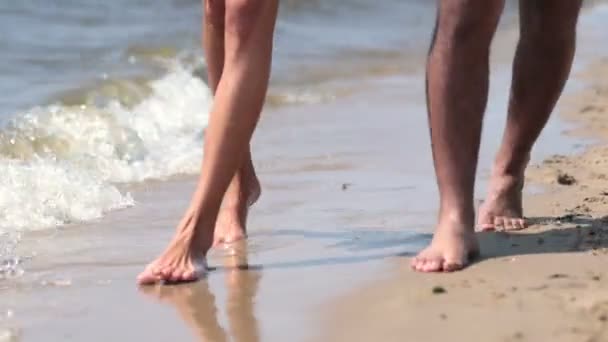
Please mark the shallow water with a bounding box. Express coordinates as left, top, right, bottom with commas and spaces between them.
0, 0, 445, 237
0, 2, 608, 340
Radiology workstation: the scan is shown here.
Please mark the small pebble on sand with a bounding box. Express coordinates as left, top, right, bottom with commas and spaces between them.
432, 286, 446, 294
549, 273, 569, 279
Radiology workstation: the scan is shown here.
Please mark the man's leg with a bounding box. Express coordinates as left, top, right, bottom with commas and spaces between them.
138, 0, 279, 284
478, 0, 582, 231
203, 0, 261, 246
411, 0, 504, 273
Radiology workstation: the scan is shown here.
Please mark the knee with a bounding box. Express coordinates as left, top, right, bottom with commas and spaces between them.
205, 0, 226, 28
225, 0, 264, 38
435, 0, 504, 47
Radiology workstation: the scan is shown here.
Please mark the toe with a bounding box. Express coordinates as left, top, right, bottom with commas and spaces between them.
182, 269, 196, 281
411, 257, 427, 272
510, 218, 522, 230
412, 250, 446, 273
442, 259, 465, 272
160, 266, 173, 279
518, 218, 527, 229
137, 269, 161, 285
493, 217, 505, 230
174, 270, 189, 282
178, 267, 201, 282
502, 217, 514, 230
422, 259, 442, 272
411, 258, 423, 271
418, 259, 429, 271
478, 223, 495, 232
137, 263, 165, 285
410, 257, 419, 269
169, 269, 183, 282
442, 252, 468, 272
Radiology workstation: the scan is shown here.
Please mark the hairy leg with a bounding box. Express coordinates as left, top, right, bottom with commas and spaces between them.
412, 0, 504, 273
478, 0, 582, 231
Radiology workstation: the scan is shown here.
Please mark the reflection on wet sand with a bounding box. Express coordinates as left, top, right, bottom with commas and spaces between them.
140, 245, 261, 342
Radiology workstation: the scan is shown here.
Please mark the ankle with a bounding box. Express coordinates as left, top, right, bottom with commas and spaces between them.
438, 205, 475, 225
487, 168, 526, 195
221, 183, 257, 209
492, 153, 530, 179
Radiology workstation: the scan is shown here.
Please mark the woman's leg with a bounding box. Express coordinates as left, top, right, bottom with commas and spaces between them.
138, 0, 279, 284
203, 0, 261, 246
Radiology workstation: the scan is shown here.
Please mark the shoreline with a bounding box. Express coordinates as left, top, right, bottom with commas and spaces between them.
1, 4, 607, 342
0, 74, 431, 341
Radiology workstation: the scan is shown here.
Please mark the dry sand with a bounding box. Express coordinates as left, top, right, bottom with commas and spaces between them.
320, 58, 608, 342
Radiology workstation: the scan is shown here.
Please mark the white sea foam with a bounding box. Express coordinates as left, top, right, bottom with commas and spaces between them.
0, 63, 213, 234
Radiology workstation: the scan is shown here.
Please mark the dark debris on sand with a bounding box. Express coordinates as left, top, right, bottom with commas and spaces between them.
432, 286, 447, 294
548, 273, 569, 279
557, 172, 577, 185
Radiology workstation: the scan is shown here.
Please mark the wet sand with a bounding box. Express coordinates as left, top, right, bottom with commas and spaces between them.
1, 5, 608, 342
0, 77, 436, 341
0, 71, 591, 342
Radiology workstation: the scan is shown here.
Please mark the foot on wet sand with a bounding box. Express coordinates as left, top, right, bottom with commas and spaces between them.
137, 210, 210, 285
213, 173, 261, 246
411, 218, 479, 273
477, 173, 526, 232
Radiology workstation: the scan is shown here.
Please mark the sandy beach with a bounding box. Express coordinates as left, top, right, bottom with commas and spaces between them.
1, 3, 608, 342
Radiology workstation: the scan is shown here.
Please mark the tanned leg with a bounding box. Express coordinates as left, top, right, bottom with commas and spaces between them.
478, 0, 582, 231
138, 0, 278, 284
203, 0, 261, 246
411, 0, 504, 272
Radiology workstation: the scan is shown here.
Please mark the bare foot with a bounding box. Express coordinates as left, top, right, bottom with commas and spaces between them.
213, 168, 261, 246
477, 173, 526, 232
411, 217, 479, 273
137, 209, 211, 285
